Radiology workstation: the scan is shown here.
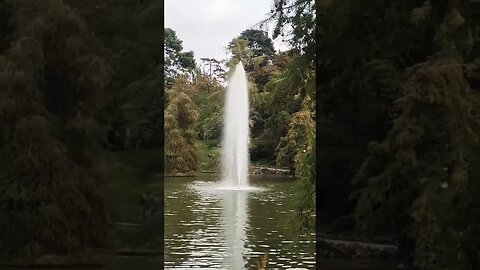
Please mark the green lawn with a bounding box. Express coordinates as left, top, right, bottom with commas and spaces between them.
198, 139, 220, 171
197, 139, 278, 169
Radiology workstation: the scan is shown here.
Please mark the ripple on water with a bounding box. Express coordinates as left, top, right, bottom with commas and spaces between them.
164, 178, 315, 269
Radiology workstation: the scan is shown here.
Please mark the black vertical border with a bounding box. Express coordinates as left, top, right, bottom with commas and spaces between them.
315, 0, 320, 267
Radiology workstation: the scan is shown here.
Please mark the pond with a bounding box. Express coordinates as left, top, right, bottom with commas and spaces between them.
164, 174, 316, 269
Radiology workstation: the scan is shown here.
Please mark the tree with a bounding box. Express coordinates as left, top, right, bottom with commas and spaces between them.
164, 77, 200, 174
227, 29, 276, 73
194, 74, 224, 140
252, 0, 315, 230
200, 57, 226, 82
276, 110, 316, 229
314, 0, 442, 220
250, 53, 313, 161
224, 27, 300, 164
0, 0, 110, 257
164, 28, 196, 87
226, 37, 255, 71
262, 0, 315, 57
352, 3, 480, 268
234, 29, 275, 58
74, 0, 165, 151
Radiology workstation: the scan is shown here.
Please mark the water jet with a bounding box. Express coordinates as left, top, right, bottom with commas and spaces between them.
221, 62, 250, 189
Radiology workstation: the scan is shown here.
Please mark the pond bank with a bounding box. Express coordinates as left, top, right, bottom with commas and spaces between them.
167, 166, 292, 177
319, 258, 406, 270
317, 233, 411, 269
250, 166, 291, 175
0, 252, 103, 268
318, 237, 397, 260
0, 252, 164, 269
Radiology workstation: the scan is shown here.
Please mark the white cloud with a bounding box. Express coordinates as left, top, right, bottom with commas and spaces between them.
165, 0, 290, 66
204, 0, 239, 21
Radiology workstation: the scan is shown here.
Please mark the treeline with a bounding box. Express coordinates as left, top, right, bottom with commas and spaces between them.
317, 0, 480, 269
0, 0, 164, 259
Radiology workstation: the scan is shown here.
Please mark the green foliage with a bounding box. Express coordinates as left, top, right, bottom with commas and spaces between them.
237, 29, 275, 57
193, 74, 224, 140
277, 111, 316, 229
0, 0, 110, 257
224, 29, 303, 164
249, 52, 291, 92
164, 28, 196, 87
200, 57, 226, 82
227, 28, 277, 73
164, 77, 200, 174
264, 0, 315, 56
247, 53, 293, 162
312, 2, 480, 268
107, 65, 163, 150
355, 56, 480, 269
66, 0, 165, 152
251, 53, 314, 163
315, 0, 442, 218
347, 2, 480, 268
253, 0, 316, 231
276, 111, 315, 172
198, 140, 221, 171
227, 38, 255, 71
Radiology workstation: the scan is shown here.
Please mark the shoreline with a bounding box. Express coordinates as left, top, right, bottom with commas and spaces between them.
165, 166, 293, 177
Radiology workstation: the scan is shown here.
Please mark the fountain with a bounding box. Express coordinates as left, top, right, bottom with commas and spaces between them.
221, 62, 250, 189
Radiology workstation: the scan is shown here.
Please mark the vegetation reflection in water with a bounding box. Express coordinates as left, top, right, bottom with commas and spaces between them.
164, 175, 315, 269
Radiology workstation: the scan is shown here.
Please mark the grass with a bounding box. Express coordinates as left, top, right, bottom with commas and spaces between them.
198, 139, 220, 171
251, 158, 276, 167
197, 139, 281, 170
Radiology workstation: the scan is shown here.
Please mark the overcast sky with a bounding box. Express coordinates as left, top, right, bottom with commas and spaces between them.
165, 0, 290, 65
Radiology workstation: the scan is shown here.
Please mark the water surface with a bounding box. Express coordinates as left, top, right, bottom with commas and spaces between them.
164, 174, 316, 269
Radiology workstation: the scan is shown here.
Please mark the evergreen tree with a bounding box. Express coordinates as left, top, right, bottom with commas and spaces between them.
0, 0, 110, 257
227, 29, 275, 73
351, 2, 480, 268
164, 28, 196, 87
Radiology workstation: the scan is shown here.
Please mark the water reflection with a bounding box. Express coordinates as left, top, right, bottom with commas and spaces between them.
164, 177, 316, 269
220, 190, 250, 269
